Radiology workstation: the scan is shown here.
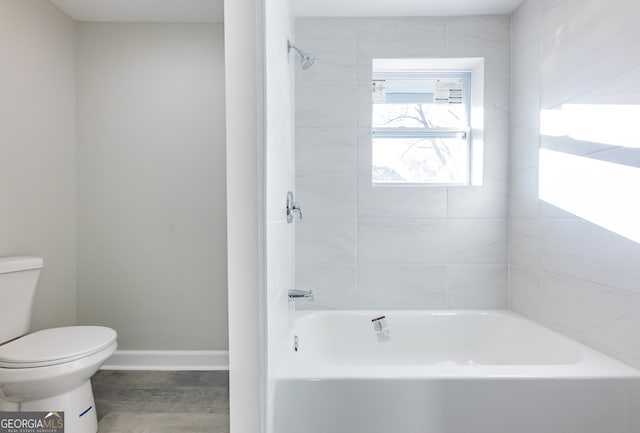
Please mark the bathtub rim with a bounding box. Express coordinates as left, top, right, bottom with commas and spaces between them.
277, 309, 640, 380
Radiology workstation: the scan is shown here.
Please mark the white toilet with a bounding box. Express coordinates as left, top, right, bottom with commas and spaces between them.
0, 257, 117, 433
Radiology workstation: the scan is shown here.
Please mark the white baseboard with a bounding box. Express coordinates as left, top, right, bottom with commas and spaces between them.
101, 350, 229, 371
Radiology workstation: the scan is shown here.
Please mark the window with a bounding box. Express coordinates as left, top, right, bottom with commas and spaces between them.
372, 66, 473, 185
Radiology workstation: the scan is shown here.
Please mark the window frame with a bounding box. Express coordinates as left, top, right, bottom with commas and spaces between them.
371, 70, 473, 186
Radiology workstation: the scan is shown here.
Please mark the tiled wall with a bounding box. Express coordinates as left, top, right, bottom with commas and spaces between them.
510, 0, 640, 369
265, 0, 295, 430
295, 17, 511, 310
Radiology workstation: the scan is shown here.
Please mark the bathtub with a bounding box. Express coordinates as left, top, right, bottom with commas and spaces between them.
275, 310, 640, 433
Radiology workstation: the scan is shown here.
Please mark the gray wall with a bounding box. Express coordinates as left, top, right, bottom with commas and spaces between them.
76, 23, 228, 350
510, 0, 640, 369
295, 16, 511, 310
0, 0, 77, 331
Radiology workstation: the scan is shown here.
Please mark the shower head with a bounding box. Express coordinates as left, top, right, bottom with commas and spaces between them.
288, 40, 316, 70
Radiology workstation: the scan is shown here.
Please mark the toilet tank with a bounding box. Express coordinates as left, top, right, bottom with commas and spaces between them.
0, 257, 44, 344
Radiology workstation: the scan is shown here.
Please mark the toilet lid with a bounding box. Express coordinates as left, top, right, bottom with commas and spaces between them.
0, 326, 117, 368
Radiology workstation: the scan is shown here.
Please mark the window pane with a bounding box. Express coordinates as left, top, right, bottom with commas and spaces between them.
372, 103, 467, 128
372, 135, 469, 184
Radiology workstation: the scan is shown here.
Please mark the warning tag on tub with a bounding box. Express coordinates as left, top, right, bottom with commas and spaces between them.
371, 316, 391, 343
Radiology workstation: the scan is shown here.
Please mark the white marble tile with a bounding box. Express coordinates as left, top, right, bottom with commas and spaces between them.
510, 73, 540, 129
357, 264, 447, 309
356, 17, 448, 43
538, 201, 576, 219
295, 81, 357, 128
447, 264, 508, 309
358, 176, 447, 220
356, 17, 448, 81
540, 134, 612, 158
356, 81, 372, 129
509, 165, 540, 218
509, 218, 540, 269
507, 0, 640, 371
511, 11, 539, 134
566, 62, 640, 106
585, 147, 640, 169
540, 273, 640, 369
483, 87, 511, 130
295, 265, 357, 310
446, 15, 511, 87
511, 39, 540, 93
541, 218, 640, 294
296, 220, 356, 266
447, 219, 508, 264
447, 181, 508, 219
294, 37, 357, 83
357, 128, 372, 175
540, 0, 640, 109
287, 14, 640, 315
266, 221, 294, 308
266, 129, 294, 223
482, 127, 510, 183
509, 266, 540, 320
447, 15, 511, 46
510, 127, 540, 171
266, 173, 293, 223
296, 174, 357, 220
358, 220, 448, 264
295, 18, 357, 40
512, 0, 541, 53
267, 287, 291, 383
295, 128, 357, 175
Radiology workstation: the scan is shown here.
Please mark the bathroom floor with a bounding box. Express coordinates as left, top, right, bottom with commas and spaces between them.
92, 371, 229, 433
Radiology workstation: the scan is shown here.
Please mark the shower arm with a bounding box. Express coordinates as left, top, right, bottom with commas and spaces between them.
287, 40, 302, 57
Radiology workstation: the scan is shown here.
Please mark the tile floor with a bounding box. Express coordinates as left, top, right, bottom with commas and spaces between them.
92, 371, 229, 433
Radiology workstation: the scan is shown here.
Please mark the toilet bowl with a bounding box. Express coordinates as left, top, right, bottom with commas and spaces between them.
0, 257, 118, 433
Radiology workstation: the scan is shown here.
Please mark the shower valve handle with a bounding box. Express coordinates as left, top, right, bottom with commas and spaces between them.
291, 202, 303, 221
286, 191, 303, 223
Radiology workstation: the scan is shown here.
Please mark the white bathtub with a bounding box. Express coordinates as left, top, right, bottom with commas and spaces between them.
275, 310, 640, 433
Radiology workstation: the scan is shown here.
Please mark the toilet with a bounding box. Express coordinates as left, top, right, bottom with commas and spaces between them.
0, 257, 117, 433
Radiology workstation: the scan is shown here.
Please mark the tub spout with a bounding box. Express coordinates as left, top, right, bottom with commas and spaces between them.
288, 289, 314, 302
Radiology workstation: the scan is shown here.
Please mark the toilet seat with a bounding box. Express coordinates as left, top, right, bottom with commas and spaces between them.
0, 326, 117, 368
